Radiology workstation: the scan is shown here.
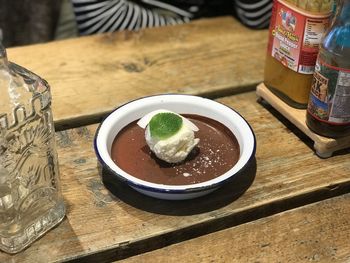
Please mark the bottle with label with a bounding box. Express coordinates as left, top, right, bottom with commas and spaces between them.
264, 0, 333, 108
306, 0, 350, 138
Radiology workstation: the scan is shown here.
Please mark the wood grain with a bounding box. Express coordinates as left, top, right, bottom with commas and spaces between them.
1, 91, 349, 262
6, 17, 268, 129
256, 83, 350, 158
121, 193, 350, 263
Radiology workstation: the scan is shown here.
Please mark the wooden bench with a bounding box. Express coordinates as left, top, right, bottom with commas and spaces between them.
121, 193, 350, 262
1, 16, 349, 262
7, 16, 268, 130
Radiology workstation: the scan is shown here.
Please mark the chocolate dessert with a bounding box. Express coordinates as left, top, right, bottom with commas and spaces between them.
111, 114, 240, 185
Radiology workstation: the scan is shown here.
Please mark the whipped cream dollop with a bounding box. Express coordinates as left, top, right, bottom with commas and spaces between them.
137, 110, 200, 163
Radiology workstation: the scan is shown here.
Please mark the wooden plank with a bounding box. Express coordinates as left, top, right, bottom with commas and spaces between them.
6, 17, 268, 129
121, 193, 350, 263
2, 91, 349, 262
256, 83, 350, 158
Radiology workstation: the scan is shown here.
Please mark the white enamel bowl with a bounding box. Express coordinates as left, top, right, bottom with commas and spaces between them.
94, 94, 256, 200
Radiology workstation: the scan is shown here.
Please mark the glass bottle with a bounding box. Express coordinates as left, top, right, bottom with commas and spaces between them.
264, 0, 334, 108
0, 43, 65, 253
306, 0, 350, 137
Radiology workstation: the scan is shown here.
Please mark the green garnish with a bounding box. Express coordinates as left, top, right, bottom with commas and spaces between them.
149, 112, 183, 140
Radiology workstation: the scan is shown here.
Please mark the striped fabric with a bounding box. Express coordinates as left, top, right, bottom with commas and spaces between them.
234, 0, 273, 29
71, 0, 272, 35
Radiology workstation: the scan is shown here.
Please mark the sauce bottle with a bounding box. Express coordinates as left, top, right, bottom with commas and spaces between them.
306, 0, 350, 137
264, 0, 334, 108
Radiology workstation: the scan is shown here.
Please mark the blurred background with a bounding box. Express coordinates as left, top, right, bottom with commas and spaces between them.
0, 0, 249, 47
0, 0, 78, 47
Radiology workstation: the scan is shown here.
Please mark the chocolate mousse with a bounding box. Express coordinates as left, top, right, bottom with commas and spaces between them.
111, 114, 240, 185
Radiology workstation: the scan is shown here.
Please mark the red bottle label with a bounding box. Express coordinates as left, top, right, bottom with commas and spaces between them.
267, 0, 331, 74
307, 59, 350, 125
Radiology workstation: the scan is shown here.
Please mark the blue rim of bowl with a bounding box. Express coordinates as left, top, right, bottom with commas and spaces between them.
94, 94, 256, 194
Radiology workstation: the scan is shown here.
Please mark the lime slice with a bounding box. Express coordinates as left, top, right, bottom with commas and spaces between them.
149, 112, 183, 140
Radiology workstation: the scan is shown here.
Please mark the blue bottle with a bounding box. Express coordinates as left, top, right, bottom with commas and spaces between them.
306, 0, 350, 138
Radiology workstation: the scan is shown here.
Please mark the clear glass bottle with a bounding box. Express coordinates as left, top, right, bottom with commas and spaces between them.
0, 43, 65, 253
264, 0, 334, 108
306, 0, 350, 137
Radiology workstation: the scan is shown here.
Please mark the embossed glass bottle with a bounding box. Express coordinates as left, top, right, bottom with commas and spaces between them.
0, 43, 65, 253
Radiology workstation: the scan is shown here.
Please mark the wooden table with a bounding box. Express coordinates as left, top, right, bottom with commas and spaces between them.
1, 16, 350, 263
